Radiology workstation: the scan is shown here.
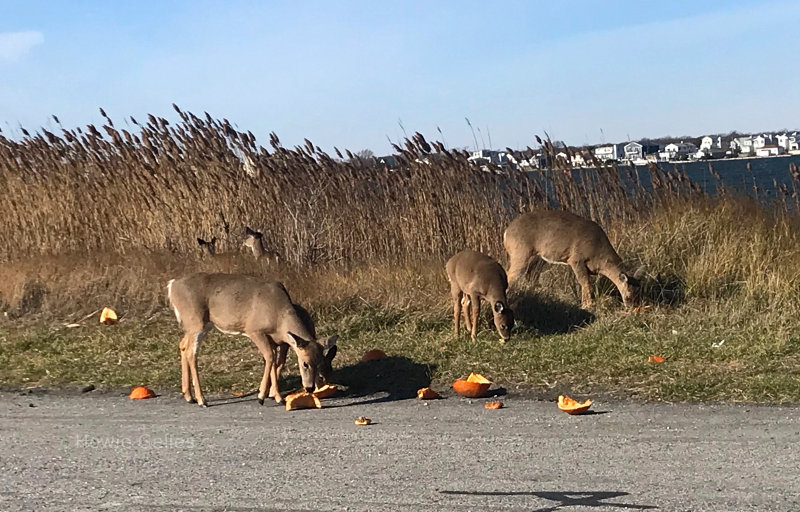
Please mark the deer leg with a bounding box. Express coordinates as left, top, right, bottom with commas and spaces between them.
506, 251, 529, 287
179, 335, 194, 403
275, 342, 289, 381
248, 332, 282, 404
451, 288, 463, 337
257, 353, 271, 405
570, 260, 594, 309
185, 327, 210, 407
527, 256, 547, 287
461, 295, 473, 333
470, 295, 482, 340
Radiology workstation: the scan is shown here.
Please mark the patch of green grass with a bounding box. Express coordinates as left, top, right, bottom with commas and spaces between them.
3, 295, 798, 404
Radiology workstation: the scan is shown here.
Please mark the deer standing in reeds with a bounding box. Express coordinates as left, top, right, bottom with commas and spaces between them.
503, 210, 641, 309
167, 272, 338, 406
197, 237, 216, 256
243, 226, 280, 262
446, 249, 514, 341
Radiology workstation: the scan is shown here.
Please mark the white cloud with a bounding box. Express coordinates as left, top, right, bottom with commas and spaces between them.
0, 31, 44, 62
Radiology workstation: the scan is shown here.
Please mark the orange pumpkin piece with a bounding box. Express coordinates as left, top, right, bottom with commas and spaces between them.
313, 384, 339, 399
484, 401, 504, 409
417, 387, 441, 400
354, 416, 372, 426
466, 373, 491, 384
453, 373, 492, 398
648, 355, 666, 363
557, 394, 593, 415
361, 349, 387, 362
284, 391, 322, 411
99, 307, 118, 325
129, 386, 155, 400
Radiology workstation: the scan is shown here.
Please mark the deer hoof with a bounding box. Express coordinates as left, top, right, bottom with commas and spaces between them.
257, 397, 265, 405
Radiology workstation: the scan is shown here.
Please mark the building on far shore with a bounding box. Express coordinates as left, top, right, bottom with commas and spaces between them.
594, 143, 625, 162
624, 141, 660, 163
660, 141, 698, 161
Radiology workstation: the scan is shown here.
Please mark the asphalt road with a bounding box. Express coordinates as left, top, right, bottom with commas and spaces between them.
1, 389, 798, 511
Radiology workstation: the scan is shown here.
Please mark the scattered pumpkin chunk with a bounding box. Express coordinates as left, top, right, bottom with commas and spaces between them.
648, 355, 666, 363
557, 394, 593, 415
99, 307, 118, 325
484, 401, 504, 409
129, 386, 155, 400
417, 387, 441, 400
313, 384, 339, 399
285, 391, 322, 411
354, 416, 372, 426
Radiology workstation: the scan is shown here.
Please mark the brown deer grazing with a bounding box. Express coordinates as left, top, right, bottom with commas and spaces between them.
445, 249, 514, 341
503, 210, 641, 309
242, 226, 280, 262
167, 273, 338, 407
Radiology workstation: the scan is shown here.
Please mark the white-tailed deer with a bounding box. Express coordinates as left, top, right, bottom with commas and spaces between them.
446, 249, 514, 341
197, 237, 217, 256
166, 272, 338, 407
503, 210, 641, 309
242, 226, 280, 262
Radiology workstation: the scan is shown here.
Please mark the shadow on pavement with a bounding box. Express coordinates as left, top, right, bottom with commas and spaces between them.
440, 490, 657, 511
331, 355, 436, 405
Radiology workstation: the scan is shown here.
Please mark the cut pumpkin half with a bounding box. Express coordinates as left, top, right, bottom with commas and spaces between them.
453, 373, 492, 398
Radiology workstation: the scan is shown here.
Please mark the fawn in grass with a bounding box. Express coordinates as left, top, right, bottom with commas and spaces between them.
446, 249, 514, 342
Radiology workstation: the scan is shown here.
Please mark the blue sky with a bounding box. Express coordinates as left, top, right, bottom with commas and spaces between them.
1, 1, 799, 154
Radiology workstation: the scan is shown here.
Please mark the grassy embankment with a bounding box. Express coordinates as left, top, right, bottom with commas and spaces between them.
1, 108, 799, 403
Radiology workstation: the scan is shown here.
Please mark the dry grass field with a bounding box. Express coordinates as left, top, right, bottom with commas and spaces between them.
1, 108, 799, 402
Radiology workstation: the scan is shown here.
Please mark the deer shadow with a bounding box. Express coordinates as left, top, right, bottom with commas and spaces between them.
440, 489, 657, 511
510, 292, 596, 335
326, 356, 436, 405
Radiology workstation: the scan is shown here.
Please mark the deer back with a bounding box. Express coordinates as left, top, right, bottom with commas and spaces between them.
504, 210, 622, 270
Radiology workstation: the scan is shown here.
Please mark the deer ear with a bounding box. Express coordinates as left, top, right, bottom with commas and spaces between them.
323, 335, 338, 361
323, 334, 339, 349
286, 332, 310, 349
633, 265, 646, 280
494, 301, 504, 313
325, 344, 338, 362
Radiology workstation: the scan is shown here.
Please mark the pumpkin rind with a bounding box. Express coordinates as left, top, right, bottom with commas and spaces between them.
129, 386, 155, 400
557, 394, 593, 415
313, 384, 338, 399
417, 387, 441, 400
354, 416, 372, 425
100, 307, 118, 325
484, 401, 504, 409
285, 391, 322, 411
466, 372, 492, 384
